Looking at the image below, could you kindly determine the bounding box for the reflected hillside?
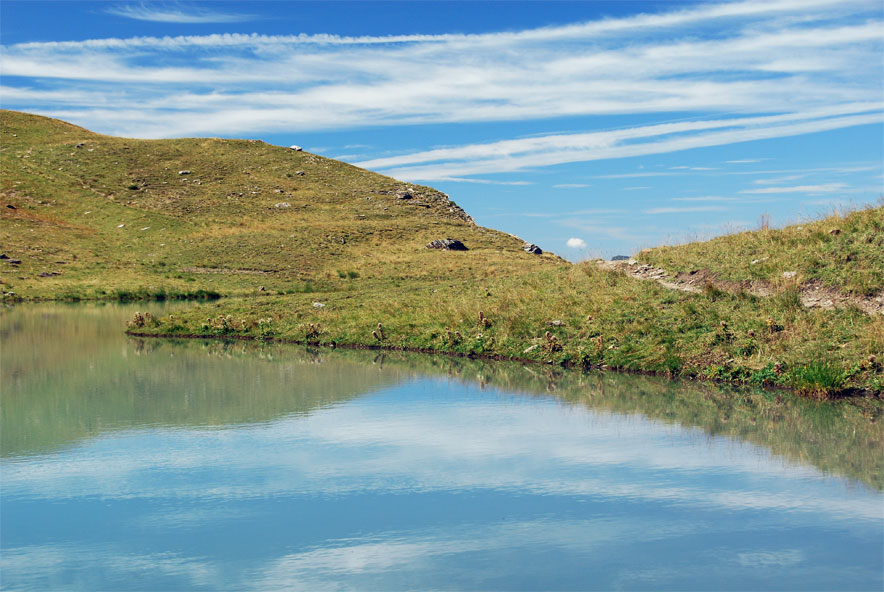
[2,304,882,490]
[1,305,410,457]
[342,350,884,490]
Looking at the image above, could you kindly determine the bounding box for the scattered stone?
[178,170,191,175]
[9,259,21,265]
[6,204,16,209]
[140,227,150,231]
[627,259,638,266]
[295,171,305,176]
[117,224,125,228]
[258,286,266,291]
[523,344,539,354]
[0,254,8,259]
[289,145,303,151]
[396,191,413,200]
[829,228,841,235]
[782,271,797,279]
[611,255,630,261]
[523,243,543,255]
[38,271,60,277]
[75,142,84,148]
[547,320,564,327]
[274,202,291,209]
[313,301,326,308]
[426,238,468,251]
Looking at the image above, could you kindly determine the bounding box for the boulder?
[274,202,291,209]
[289,145,303,151]
[523,243,543,255]
[178,170,191,175]
[426,239,468,251]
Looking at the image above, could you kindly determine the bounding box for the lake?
[2,303,882,591]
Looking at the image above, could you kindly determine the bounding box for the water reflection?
[1,304,882,591]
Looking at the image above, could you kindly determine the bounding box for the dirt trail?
[598,259,884,317]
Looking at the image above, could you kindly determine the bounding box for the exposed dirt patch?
[598,260,884,316]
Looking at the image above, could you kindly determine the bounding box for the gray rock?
[523,243,542,255]
[274,202,291,209]
[313,301,326,308]
[0,254,8,259]
[289,145,303,151]
[295,171,305,176]
[178,170,191,175]
[426,238,468,251]
[396,192,413,200]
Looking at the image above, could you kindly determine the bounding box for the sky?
[1,1,882,258]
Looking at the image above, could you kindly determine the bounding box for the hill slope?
[2,111,882,398]
[1,110,557,300]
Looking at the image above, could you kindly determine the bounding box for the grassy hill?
[2,110,882,398]
[0,110,557,301]
[639,206,884,298]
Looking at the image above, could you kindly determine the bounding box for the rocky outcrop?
[426,238,468,251]
[523,243,542,254]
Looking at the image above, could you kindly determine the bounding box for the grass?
[2,109,882,398]
[639,205,884,296]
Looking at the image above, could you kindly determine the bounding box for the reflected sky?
[2,304,882,591]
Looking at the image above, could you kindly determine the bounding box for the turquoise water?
[2,304,882,590]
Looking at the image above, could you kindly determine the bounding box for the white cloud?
[566,237,587,248]
[373,109,881,181]
[740,183,848,194]
[553,183,591,188]
[644,206,728,214]
[105,4,257,24]
[671,196,739,202]
[0,0,879,147]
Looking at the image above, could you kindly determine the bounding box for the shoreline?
[125,329,880,401]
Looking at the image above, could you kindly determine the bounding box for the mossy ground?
[3,110,881,397]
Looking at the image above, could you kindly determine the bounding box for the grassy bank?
[3,110,882,398]
[127,260,884,397]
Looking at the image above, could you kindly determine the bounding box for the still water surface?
[2,304,882,590]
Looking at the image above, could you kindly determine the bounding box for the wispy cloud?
[726,159,765,163]
[740,183,848,194]
[553,184,591,188]
[1,0,879,149]
[369,107,881,181]
[644,206,728,214]
[105,4,257,24]
[671,196,739,202]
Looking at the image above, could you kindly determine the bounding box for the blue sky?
[1,1,882,258]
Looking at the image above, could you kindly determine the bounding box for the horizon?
[1,0,882,258]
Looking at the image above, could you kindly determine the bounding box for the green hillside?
[2,111,882,398]
[0,109,557,300]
